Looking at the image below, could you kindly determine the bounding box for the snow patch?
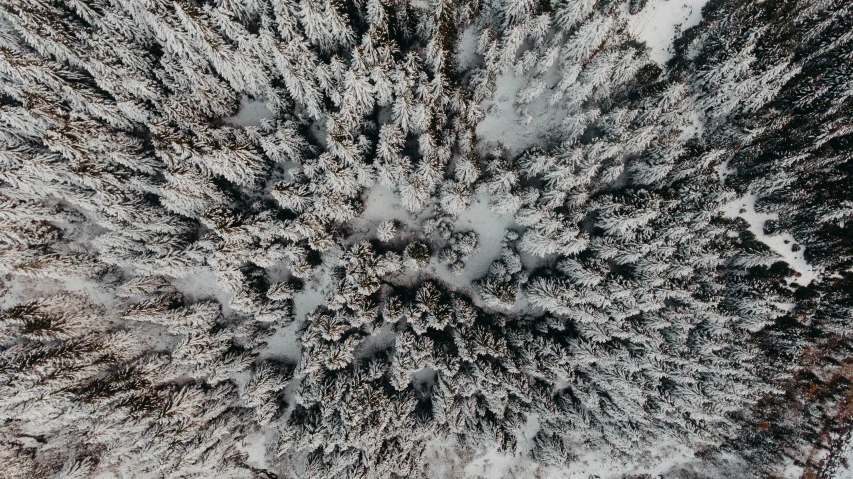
[456,26,481,70]
[260,320,304,362]
[427,191,516,289]
[682,109,704,139]
[722,194,818,285]
[293,282,329,323]
[239,427,275,471]
[355,323,397,358]
[458,440,696,478]
[515,414,541,454]
[259,278,329,361]
[452,192,517,280]
[169,267,237,315]
[228,98,274,127]
[0,275,119,310]
[830,431,853,478]
[477,71,568,154]
[624,0,708,65]
[715,157,734,182]
[351,184,418,238]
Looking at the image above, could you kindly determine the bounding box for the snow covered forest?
[0,0,851,476]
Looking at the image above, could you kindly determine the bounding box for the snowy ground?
[456,26,481,70]
[830,431,853,478]
[227,98,274,127]
[623,0,708,65]
[170,267,237,314]
[721,193,819,286]
[476,71,568,154]
[421,438,699,479]
[349,184,420,240]
[427,191,516,287]
[257,264,330,362]
[0,274,119,310]
[349,184,525,310]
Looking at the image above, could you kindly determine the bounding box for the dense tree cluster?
[0,0,850,477]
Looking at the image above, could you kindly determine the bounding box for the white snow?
[682,109,704,139]
[259,276,329,361]
[831,431,853,479]
[624,0,708,65]
[259,185,414,362]
[443,191,516,282]
[515,414,541,454]
[456,26,481,70]
[455,439,697,478]
[347,185,527,311]
[715,157,734,182]
[228,98,274,127]
[355,323,397,358]
[350,184,418,239]
[721,193,819,286]
[293,279,330,323]
[0,274,119,310]
[169,267,237,315]
[167,262,329,362]
[476,71,568,154]
[239,427,275,472]
[259,320,304,362]
[422,192,540,315]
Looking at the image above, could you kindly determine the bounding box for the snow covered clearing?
[227,98,275,127]
[456,26,481,70]
[355,323,397,358]
[477,71,568,154]
[0,274,118,310]
[429,191,516,285]
[258,320,304,361]
[682,109,704,139]
[446,440,697,479]
[259,273,329,361]
[830,431,853,479]
[350,184,419,239]
[170,267,238,314]
[624,0,709,65]
[293,283,329,323]
[722,193,818,285]
[240,428,275,472]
